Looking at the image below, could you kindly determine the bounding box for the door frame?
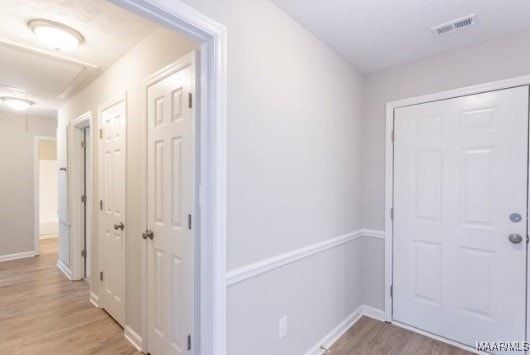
[33,135,58,255]
[69,111,94,281]
[109,1,227,354]
[385,76,530,342]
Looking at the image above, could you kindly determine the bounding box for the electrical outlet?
[279,316,288,339]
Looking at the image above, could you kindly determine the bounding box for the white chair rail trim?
[226,229,384,286]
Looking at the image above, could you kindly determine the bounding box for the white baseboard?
[56,259,72,280]
[39,234,58,240]
[89,292,100,308]
[40,221,58,235]
[362,305,385,321]
[124,326,143,352]
[0,251,36,262]
[305,305,384,355]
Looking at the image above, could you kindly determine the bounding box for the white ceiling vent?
[432,14,476,35]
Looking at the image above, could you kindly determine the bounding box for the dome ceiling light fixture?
[28,19,84,52]
[1,97,34,111]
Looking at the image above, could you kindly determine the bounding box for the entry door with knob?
[99,96,127,326]
[145,55,196,354]
[393,86,528,351]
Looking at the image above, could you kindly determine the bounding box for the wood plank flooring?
[0,239,475,355]
[0,238,138,355]
[331,316,473,355]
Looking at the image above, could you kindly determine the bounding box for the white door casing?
[146,54,196,354]
[393,86,528,350]
[99,96,127,326]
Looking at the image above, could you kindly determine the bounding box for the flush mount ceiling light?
[1,97,34,111]
[28,19,84,52]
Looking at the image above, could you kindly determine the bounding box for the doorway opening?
[0,0,227,353]
[69,112,93,282]
[34,136,58,255]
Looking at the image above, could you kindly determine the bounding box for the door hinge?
[100,271,104,281]
[527,235,529,243]
[81,140,87,149]
[81,195,87,203]
[188,93,193,108]
[187,334,191,351]
[188,214,192,230]
[390,208,394,220]
[390,285,393,298]
[81,250,87,258]
[99,129,103,139]
[99,200,103,210]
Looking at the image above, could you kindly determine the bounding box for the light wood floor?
[331,316,473,355]
[0,238,138,355]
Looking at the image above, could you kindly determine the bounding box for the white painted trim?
[56,259,72,280]
[69,112,93,282]
[89,292,100,308]
[361,229,385,239]
[33,136,57,256]
[109,1,228,353]
[385,74,530,335]
[0,251,36,262]
[40,234,58,240]
[305,305,385,355]
[362,305,385,321]
[226,230,384,286]
[305,306,364,355]
[124,326,143,352]
[40,222,58,235]
[392,322,483,354]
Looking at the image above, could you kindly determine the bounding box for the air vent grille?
[432,14,475,35]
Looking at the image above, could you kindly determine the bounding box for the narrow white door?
[99,98,126,326]
[146,58,195,354]
[393,86,528,350]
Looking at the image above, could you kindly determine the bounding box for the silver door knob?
[509,233,523,244]
[114,222,125,230]
[142,229,154,240]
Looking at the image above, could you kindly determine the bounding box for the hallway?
[0,239,138,354]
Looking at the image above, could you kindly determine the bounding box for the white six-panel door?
[146,57,195,354]
[99,97,127,326]
[393,86,529,350]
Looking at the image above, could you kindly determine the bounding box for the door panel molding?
[97,93,127,326]
[385,78,530,344]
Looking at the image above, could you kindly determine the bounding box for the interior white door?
[146,59,195,354]
[393,86,528,351]
[99,98,126,326]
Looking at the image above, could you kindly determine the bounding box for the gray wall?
[173,0,364,353]
[0,113,57,256]
[361,28,530,309]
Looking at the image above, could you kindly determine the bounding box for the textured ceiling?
[0,0,157,118]
[271,0,530,73]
